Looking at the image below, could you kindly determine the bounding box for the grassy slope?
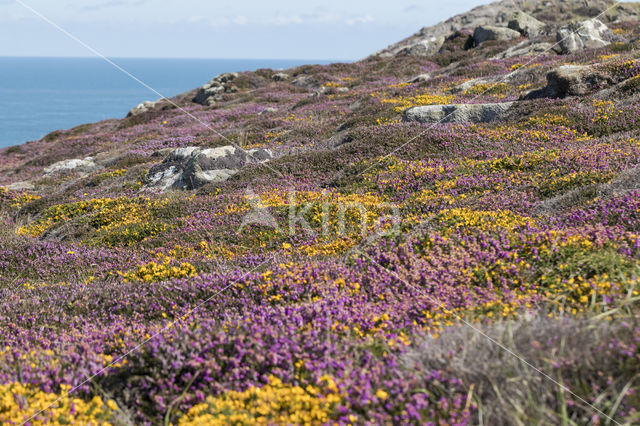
[1,12,640,426]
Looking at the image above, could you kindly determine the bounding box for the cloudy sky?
[0,0,492,59]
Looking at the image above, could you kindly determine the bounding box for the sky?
[0,0,492,60]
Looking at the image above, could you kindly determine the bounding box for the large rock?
[146,145,273,191]
[403,102,513,124]
[473,25,521,45]
[557,19,610,54]
[127,101,157,117]
[127,98,175,117]
[397,36,446,57]
[494,41,553,59]
[44,157,100,175]
[407,73,432,84]
[525,65,613,99]
[508,11,545,37]
[272,73,290,81]
[4,181,34,191]
[291,75,321,89]
[193,73,239,106]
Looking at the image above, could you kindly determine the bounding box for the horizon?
[0,55,346,61]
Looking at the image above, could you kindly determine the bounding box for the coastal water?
[0,57,331,148]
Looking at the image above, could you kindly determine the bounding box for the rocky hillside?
[376,0,640,57]
[1,0,640,424]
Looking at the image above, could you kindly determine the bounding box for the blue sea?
[0,57,331,148]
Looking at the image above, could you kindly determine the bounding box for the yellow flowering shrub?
[0,187,42,210]
[119,256,197,282]
[592,100,621,123]
[381,92,455,111]
[462,82,510,97]
[524,113,571,128]
[437,208,535,233]
[0,382,117,425]
[17,196,171,246]
[178,375,341,425]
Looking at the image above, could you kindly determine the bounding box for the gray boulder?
[126,98,174,117]
[508,11,545,37]
[397,36,446,57]
[44,157,101,175]
[403,102,513,124]
[525,65,613,99]
[291,75,320,89]
[474,26,521,45]
[146,145,273,191]
[557,19,610,54]
[272,73,290,81]
[127,101,157,117]
[494,41,553,59]
[193,73,239,106]
[4,181,34,191]
[408,73,432,84]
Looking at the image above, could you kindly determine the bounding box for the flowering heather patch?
[2,6,640,424]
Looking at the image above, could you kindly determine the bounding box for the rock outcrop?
[4,181,34,191]
[473,25,521,45]
[403,102,513,124]
[127,101,157,117]
[193,73,239,106]
[525,65,613,99]
[43,157,101,176]
[493,40,553,58]
[557,19,610,54]
[291,75,321,89]
[126,99,174,117]
[372,0,638,59]
[408,73,432,84]
[146,146,273,191]
[272,73,290,81]
[507,11,545,37]
[397,36,446,57]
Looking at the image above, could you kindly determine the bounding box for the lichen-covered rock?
[397,36,446,57]
[43,157,100,175]
[291,75,321,89]
[525,65,613,99]
[146,145,273,191]
[403,102,513,124]
[473,25,521,45]
[557,19,610,54]
[494,41,553,59]
[507,11,545,37]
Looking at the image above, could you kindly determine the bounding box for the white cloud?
[345,14,374,26]
[273,15,304,26]
[232,15,248,25]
